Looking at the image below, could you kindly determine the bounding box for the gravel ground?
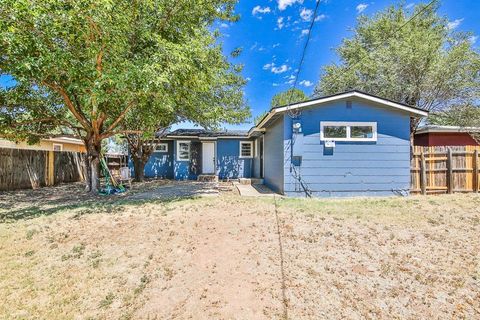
[0,185,479,319]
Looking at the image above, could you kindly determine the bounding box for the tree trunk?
[85,136,102,193]
[132,157,146,182]
[127,137,154,182]
[84,154,92,192]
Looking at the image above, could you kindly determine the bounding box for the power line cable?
[285,0,321,118]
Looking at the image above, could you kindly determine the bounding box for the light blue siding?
[264,116,285,193]
[283,99,411,197]
[216,139,252,179]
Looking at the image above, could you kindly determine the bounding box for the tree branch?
[42,81,92,130]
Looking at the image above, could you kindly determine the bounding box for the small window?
[53,143,63,151]
[320,122,377,142]
[155,143,168,152]
[176,141,190,161]
[240,141,253,158]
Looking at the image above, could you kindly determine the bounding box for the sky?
[1,0,479,131]
[202,0,480,131]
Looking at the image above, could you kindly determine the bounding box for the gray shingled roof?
[163,129,248,138]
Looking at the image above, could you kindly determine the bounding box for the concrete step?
[238,178,264,185]
[197,174,219,182]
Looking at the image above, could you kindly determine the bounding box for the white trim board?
[252,91,428,135]
[176,140,191,161]
[239,141,253,158]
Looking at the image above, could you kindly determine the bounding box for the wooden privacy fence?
[0,148,86,191]
[411,146,480,194]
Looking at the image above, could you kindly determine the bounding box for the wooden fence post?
[474,150,479,193]
[447,148,453,194]
[420,150,427,195]
[47,150,55,186]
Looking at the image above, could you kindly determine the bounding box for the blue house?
[138,90,428,197]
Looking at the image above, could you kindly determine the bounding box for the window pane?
[351,126,373,138]
[324,126,347,138]
[178,143,190,159]
[241,143,252,157]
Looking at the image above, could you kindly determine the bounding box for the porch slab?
[233,182,278,197]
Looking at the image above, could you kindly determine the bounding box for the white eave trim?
[249,91,428,137]
[275,92,428,116]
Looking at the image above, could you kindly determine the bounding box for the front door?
[202,142,215,174]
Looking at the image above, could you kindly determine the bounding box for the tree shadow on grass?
[0,195,198,222]
[0,180,219,223]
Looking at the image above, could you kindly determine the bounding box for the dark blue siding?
[129,140,174,179]
[173,141,191,180]
[216,139,252,179]
[264,116,285,193]
[283,99,411,197]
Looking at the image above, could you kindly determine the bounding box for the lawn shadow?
[0,180,220,222]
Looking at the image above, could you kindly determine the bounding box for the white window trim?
[239,141,253,158]
[320,121,377,142]
[176,140,191,161]
[52,143,63,151]
[155,143,168,152]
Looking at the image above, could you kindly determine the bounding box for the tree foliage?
[0,0,249,190]
[315,1,480,130]
[429,104,480,142]
[253,88,308,125]
[270,88,308,108]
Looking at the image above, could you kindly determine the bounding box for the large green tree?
[0,0,249,192]
[315,1,480,140]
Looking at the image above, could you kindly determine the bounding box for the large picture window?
[320,122,377,142]
[239,141,253,158]
[176,141,191,161]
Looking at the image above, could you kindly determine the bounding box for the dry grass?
[0,185,479,319]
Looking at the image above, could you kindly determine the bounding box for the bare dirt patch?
[0,190,479,319]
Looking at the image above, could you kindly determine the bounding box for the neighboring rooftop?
[416,125,480,134]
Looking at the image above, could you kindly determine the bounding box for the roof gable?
[251,90,428,134]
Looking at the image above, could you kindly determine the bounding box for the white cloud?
[272,83,280,87]
[406,3,415,9]
[301,29,310,37]
[273,43,280,48]
[219,23,229,28]
[300,8,313,21]
[469,35,478,45]
[277,17,285,29]
[278,0,303,11]
[252,6,271,16]
[447,18,464,30]
[263,63,274,70]
[299,80,313,87]
[356,3,368,13]
[264,62,290,74]
[271,64,289,74]
[315,14,327,22]
[246,77,252,82]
